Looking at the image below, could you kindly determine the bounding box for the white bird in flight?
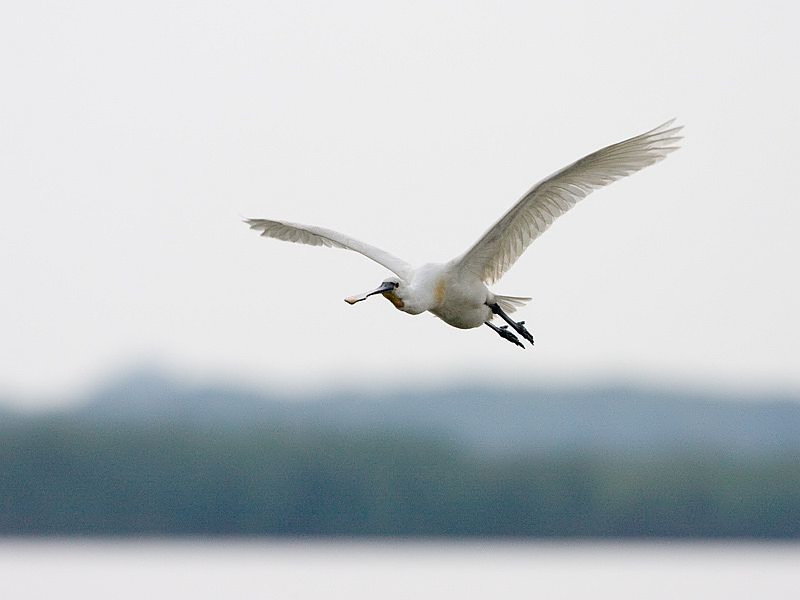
[246,120,682,348]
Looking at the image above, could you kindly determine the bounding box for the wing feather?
[456,120,682,284]
[245,218,412,279]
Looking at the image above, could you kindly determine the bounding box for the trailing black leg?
[485,321,524,348]
[489,303,534,345]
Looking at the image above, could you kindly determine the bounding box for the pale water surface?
[0,540,797,599]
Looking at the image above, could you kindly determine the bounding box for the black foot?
[486,322,524,348]
[489,303,534,346]
[498,326,524,348]
[515,321,535,345]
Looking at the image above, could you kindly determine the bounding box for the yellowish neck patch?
[382,290,405,309]
[434,279,446,306]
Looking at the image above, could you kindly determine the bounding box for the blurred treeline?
[0,371,798,537]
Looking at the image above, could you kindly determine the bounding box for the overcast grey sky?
[1,1,798,404]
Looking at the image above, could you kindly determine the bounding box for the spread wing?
[245,218,412,279]
[455,120,682,284]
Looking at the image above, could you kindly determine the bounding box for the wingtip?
[244,218,266,230]
[643,119,684,154]
[651,118,683,136]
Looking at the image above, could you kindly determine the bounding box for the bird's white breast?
[412,263,492,330]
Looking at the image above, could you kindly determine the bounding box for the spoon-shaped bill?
[344,281,397,305]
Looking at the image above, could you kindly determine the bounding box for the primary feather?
[245,218,412,279]
[456,120,682,284]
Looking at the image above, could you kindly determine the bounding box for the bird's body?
[247,120,682,347]
[399,262,489,328]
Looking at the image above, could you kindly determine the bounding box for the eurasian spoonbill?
[246,120,681,348]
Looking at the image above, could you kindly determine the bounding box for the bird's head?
[344,277,406,310]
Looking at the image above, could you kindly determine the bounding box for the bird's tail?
[494,294,532,314]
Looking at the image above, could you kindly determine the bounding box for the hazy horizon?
[3,361,800,414]
[3,368,798,538]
